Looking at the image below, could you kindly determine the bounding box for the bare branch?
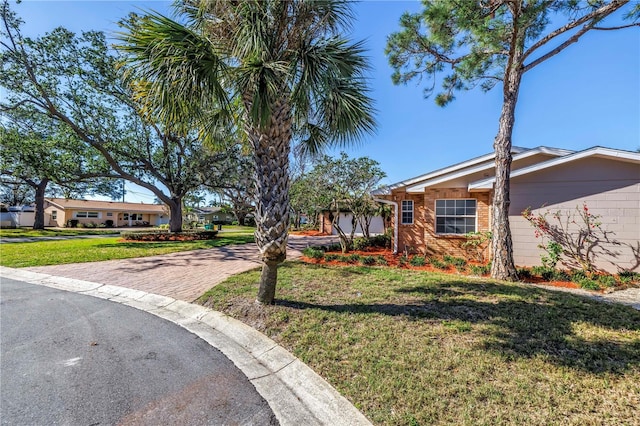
[593,22,640,30]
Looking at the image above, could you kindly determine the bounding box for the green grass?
[218,225,255,234]
[198,263,640,426]
[0,228,120,237]
[0,233,254,267]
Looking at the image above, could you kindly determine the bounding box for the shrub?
[398,254,408,266]
[597,275,617,288]
[104,219,114,227]
[121,230,218,241]
[540,268,556,281]
[409,255,426,266]
[302,247,325,259]
[530,265,547,276]
[361,255,376,265]
[470,264,490,276]
[523,203,607,272]
[579,278,601,291]
[618,270,640,283]
[346,253,361,264]
[429,258,448,270]
[326,243,342,252]
[375,255,388,266]
[618,275,632,285]
[67,219,79,228]
[570,270,588,283]
[455,264,467,273]
[449,257,467,268]
[540,241,562,269]
[552,270,571,282]
[231,220,239,226]
[369,232,392,249]
[517,267,532,279]
[352,237,370,251]
[324,253,340,261]
[461,231,492,263]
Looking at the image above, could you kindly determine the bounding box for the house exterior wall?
[509,157,640,272]
[319,211,332,235]
[424,189,491,259]
[382,189,491,258]
[44,203,66,227]
[318,211,385,236]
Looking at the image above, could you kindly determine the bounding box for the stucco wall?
[510,157,640,272]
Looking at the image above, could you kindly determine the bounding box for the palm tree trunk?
[248,99,292,305]
[490,65,522,281]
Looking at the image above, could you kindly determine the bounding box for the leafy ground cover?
[0,228,120,237]
[0,233,254,267]
[198,262,640,426]
[301,247,639,293]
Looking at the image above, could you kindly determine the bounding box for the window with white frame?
[106,212,113,217]
[435,199,476,234]
[76,211,99,218]
[401,200,414,224]
[52,210,57,220]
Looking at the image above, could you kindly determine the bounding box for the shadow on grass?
[277,279,640,375]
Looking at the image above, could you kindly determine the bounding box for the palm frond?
[116,10,230,133]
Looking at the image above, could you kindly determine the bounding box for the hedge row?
[121,230,218,241]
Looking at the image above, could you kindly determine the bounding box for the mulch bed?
[301,248,591,292]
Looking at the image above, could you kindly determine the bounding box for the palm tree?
[118,0,375,304]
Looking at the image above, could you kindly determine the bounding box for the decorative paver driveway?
[25,235,337,302]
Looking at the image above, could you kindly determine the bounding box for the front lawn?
[0,228,120,237]
[0,233,255,267]
[198,263,640,426]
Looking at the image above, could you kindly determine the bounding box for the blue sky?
[12,1,640,203]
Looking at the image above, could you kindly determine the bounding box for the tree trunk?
[167,197,183,233]
[490,65,523,281]
[234,209,249,226]
[248,99,292,305]
[32,179,49,230]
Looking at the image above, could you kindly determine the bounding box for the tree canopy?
[117,0,377,304]
[0,1,239,232]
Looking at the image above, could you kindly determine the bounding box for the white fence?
[0,211,35,228]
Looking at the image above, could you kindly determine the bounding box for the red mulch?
[301,248,587,291]
[290,230,329,236]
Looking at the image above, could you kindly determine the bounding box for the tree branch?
[521,0,628,67]
[593,22,640,30]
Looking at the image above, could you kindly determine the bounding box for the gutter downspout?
[374,198,398,254]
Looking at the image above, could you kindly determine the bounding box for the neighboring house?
[373,146,640,273]
[44,198,170,227]
[0,205,36,228]
[319,209,385,236]
[192,206,236,224]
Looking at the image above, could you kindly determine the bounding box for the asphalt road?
[0,278,278,425]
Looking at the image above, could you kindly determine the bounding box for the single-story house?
[319,209,386,236]
[191,206,236,224]
[373,146,640,273]
[44,198,170,227]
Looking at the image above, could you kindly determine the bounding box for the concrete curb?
[0,266,372,426]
